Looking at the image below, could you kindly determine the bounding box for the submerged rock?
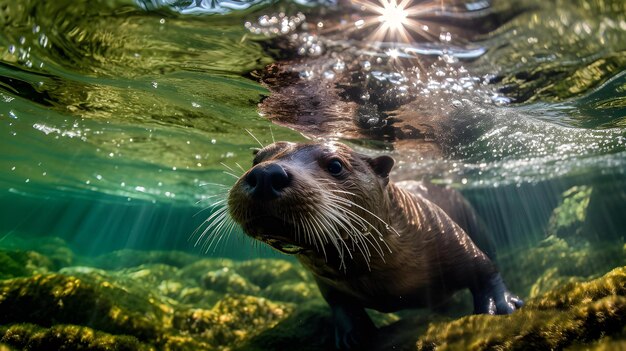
[90,249,200,270]
[0,250,53,279]
[1,234,625,350]
[235,259,308,288]
[0,324,150,351]
[177,258,236,283]
[0,274,170,342]
[174,294,293,349]
[414,266,626,351]
[547,185,592,241]
[498,235,626,298]
[203,267,261,295]
[0,236,74,269]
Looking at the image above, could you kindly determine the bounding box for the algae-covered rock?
[0,274,171,342]
[91,250,200,270]
[262,280,321,303]
[235,259,308,288]
[547,185,592,240]
[177,258,236,283]
[118,264,180,286]
[0,250,53,279]
[235,301,334,351]
[203,267,261,295]
[497,236,626,298]
[0,236,74,269]
[176,286,224,310]
[174,294,293,349]
[0,324,151,351]
[414,266,626,351]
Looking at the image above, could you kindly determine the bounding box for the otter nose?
[244,163,290,200]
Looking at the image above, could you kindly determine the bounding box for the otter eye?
[327,159,343,175]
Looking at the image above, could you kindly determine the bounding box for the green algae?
[0,274,170,342]
[90,250,201,270]
[547,185,593,240]
[1,229,625,351]
[497,235,626,299]
[414,266,626,351]
[174,294,292,349]
[0,250,53,279]
[0,324,150,351]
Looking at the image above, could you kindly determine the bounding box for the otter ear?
[367,155,395,179]
[252,148,261,155]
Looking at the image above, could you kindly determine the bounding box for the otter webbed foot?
[472,273,523,315]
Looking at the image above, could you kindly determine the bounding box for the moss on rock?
[547,186,592,240]
[177,258,236,283]
[0,250,53,279]
[0,324,150,351]
[235,259,308,288]
[174,294,293,349]
[0,274,171,342]
[414,267,626,351]
[498,236,626,298]
[202,267,261,295]
[261,280,321,303]
[0,236,74,269]
[90,250,200,270]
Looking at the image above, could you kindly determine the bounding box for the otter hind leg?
[471,273,524,315]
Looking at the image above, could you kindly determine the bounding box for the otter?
[227,140,522,349]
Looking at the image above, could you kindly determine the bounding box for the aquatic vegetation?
[0,232,623,350]
[415,266,626,351]
[0,324,150,351]
[547,185,592,240]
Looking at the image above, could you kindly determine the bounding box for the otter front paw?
[331,304,377,350]
[472,273,524,315]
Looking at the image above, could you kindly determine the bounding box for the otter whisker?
[203,208,237,253]
[193,204,230,246]
[304,216,328,262]
[208,211,236,253]
[324,200,379,261]
[245,128,265,148]
[314,213,351,268]
[235,162,246,173]
[317,207,353,260]
[327,191,400,237]
[193,197,227,217]
[325,194,392,257]
[223,171,240,180]
[318,205,372,270]
[311,216,343,266]
[220,162,238,173]
[199,182,231,188]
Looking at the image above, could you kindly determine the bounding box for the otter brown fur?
[228,140,522,349]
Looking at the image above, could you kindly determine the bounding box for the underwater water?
[0,0,625,350]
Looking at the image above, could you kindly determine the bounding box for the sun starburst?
[352,0,441,44]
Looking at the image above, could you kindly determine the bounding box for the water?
[0,0,625,350]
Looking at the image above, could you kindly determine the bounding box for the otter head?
[228,141,395,263]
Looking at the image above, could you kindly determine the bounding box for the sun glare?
[351,0,441,44]
[379,0,408,30]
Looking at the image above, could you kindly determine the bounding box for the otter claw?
[473,273,523,315]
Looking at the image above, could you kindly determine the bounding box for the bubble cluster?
[245,12,305,36]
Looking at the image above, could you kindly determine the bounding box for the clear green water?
[2,0,623,254]
[0,0,625,349]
